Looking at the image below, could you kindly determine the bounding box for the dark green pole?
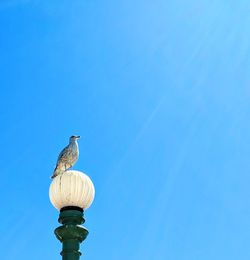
[55,207,89,260]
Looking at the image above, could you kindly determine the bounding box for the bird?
[51,135,80,179]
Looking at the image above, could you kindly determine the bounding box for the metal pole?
[55,207,89,260]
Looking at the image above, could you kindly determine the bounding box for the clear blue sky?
[0,1,250,259]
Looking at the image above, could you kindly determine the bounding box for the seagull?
[51,135,80,179]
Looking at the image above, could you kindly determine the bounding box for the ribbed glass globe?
[49,170,95,210]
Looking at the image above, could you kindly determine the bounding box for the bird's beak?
[76,136,80,139]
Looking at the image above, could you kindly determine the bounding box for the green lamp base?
[55,207,89,260]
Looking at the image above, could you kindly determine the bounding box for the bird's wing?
[56,145,71,163]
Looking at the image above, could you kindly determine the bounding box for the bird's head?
[70,135,80,142]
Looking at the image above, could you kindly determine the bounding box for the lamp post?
[49,170,95,260]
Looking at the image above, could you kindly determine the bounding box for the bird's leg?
[60,174,62,188]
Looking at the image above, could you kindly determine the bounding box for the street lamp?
[49,170,95,260]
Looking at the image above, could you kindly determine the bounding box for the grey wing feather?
[57,145,70,163]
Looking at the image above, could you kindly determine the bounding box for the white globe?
[49,170,95,210]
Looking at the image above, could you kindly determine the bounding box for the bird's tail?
[50,173,57,179]
[51,165,60,179]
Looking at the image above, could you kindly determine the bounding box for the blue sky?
[1,0,250,259]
